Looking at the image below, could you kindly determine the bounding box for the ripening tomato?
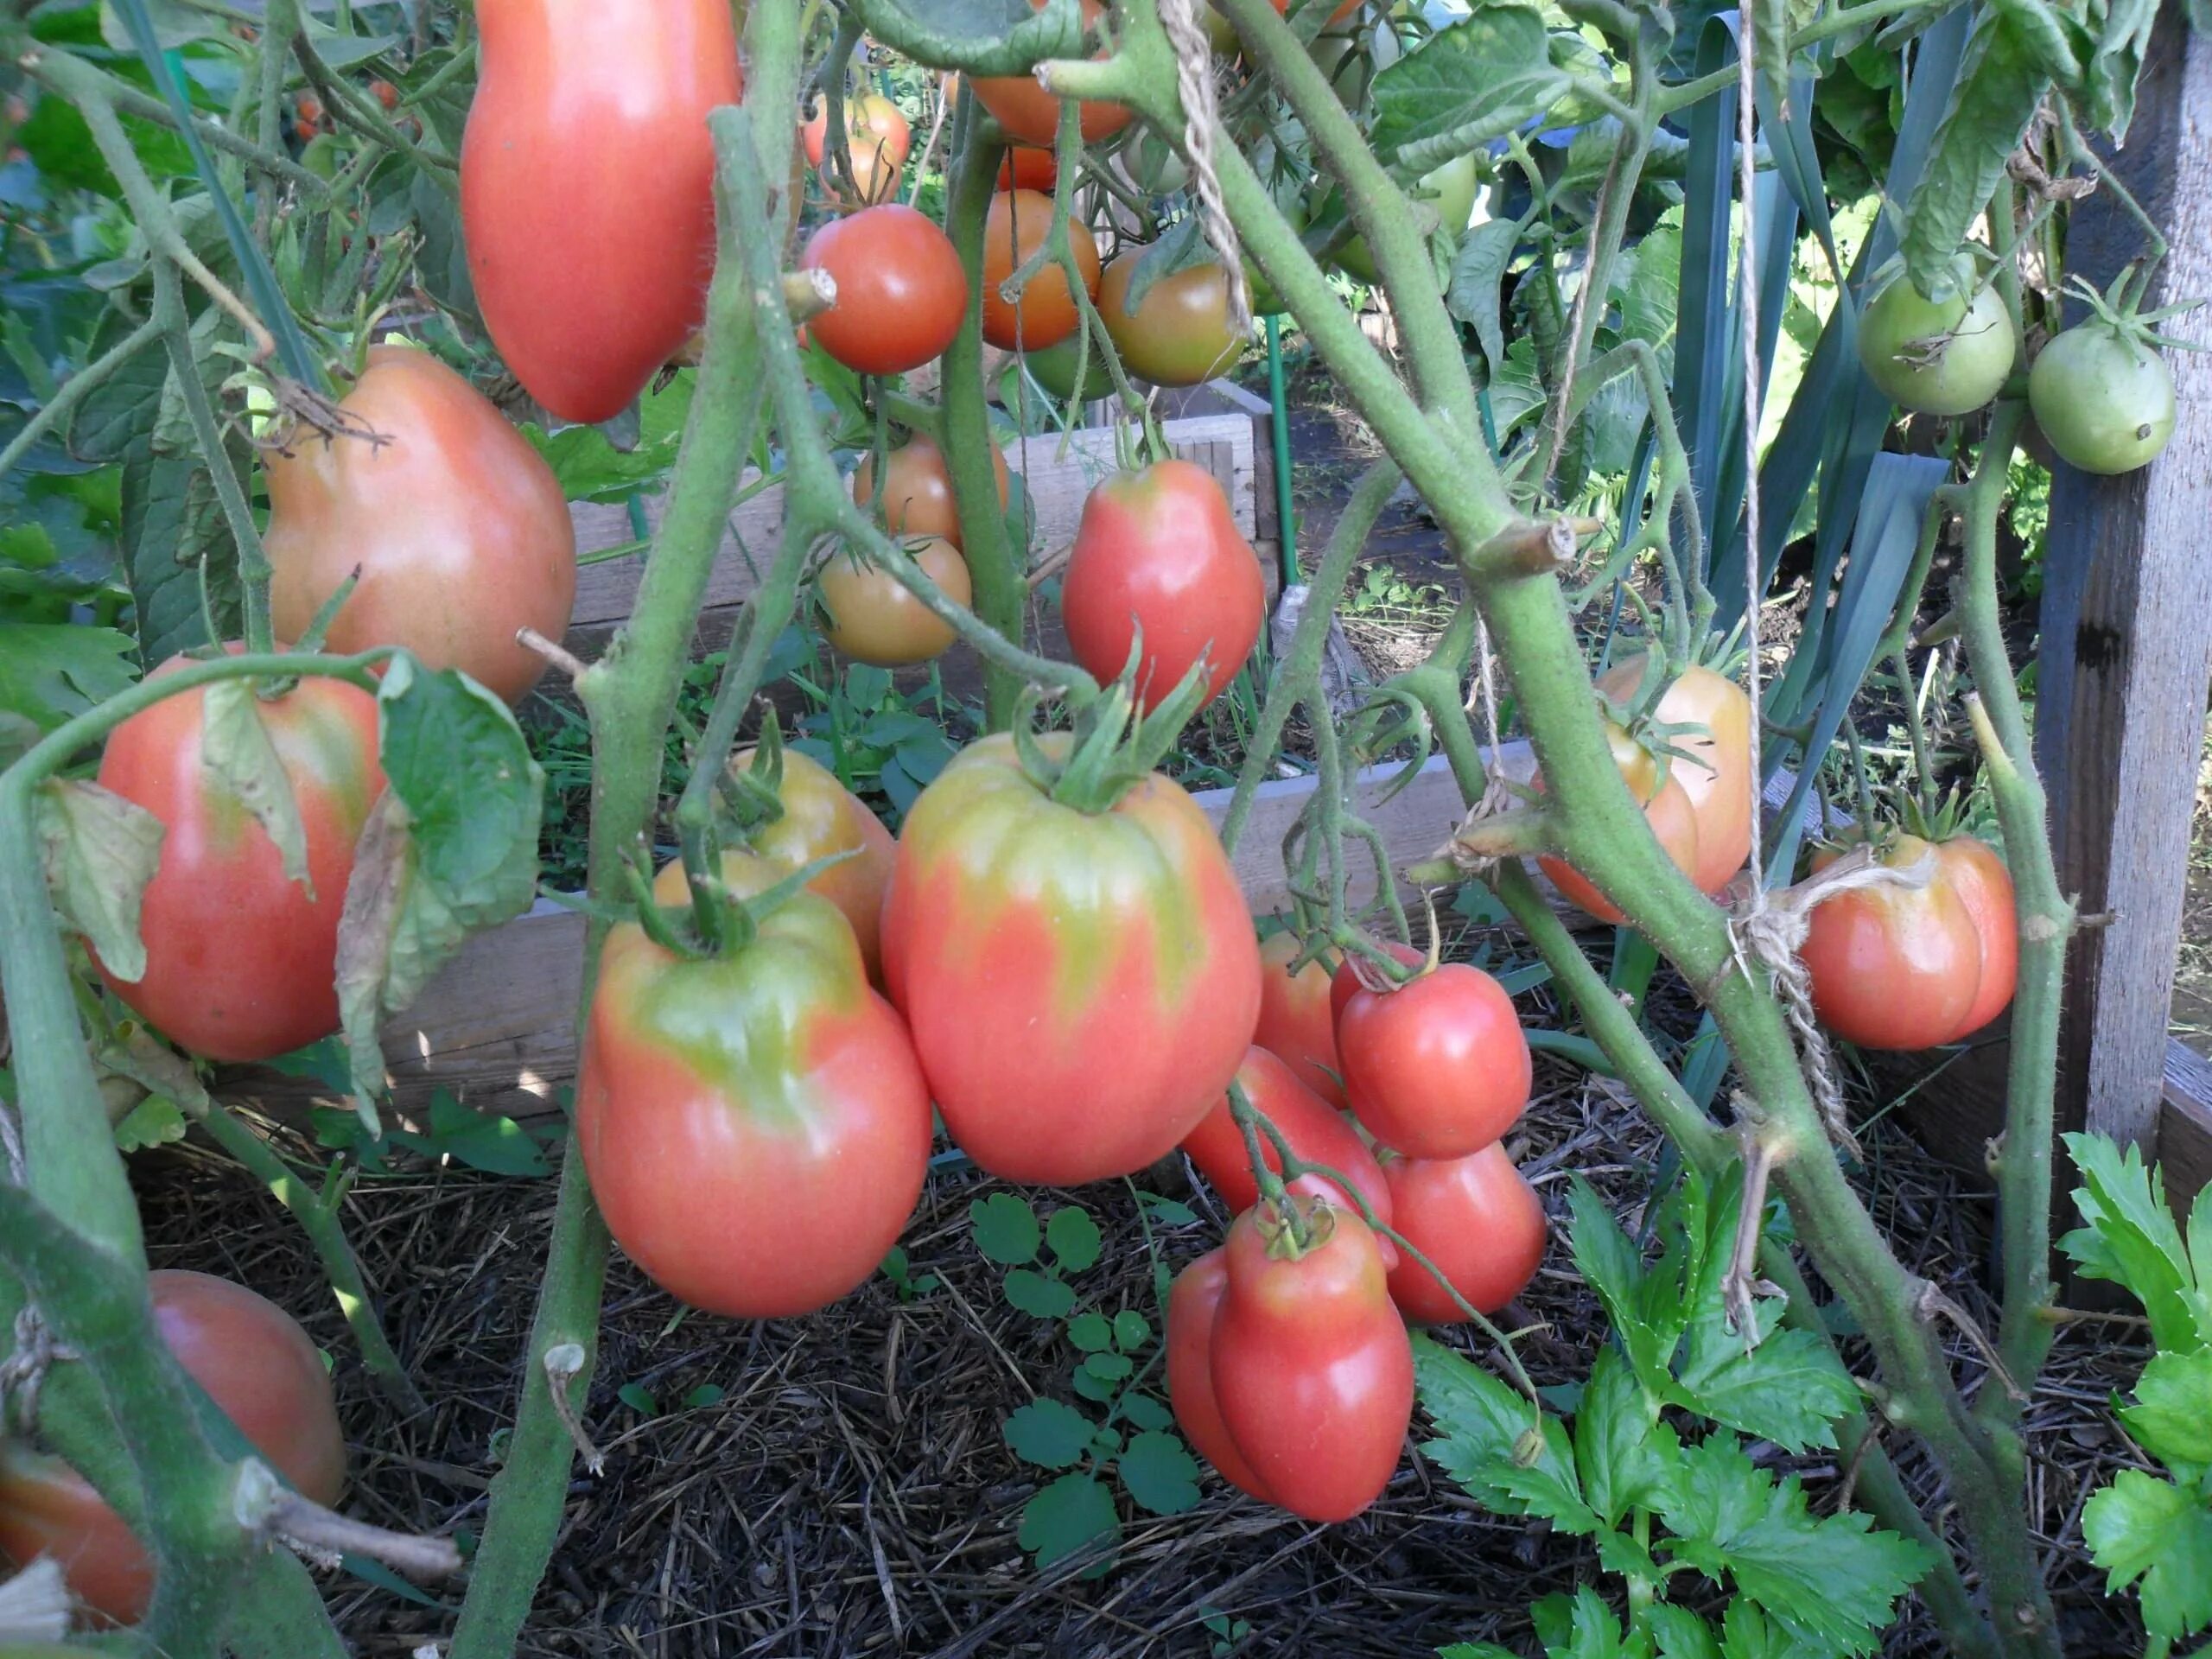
[802,205,969,376]
[1182,1047,1393,1224]
[1799,834,1984,1051]
[1936,835,2017,1037]
[651,747,894,983]
[1166,1249,1274,1503]
[1328,151,1479,285]
[265,345,576,704]
[818,537,969,667]
[1206,1198,1414,1521]
[369,78,400,111]
[997,146,1057,191]
[1061,460,1265,712]
[851,435,1012,550]
[1382,1144,1545,1325]
[1536,721,1702,925]
[0,1270,346,1624]
[882,734,1261,1184]
[804,92,912,205]
[972,0,1131,145]
[1338,963,1531,1158]
[1857,265,2015,416]
[1255,931,1343,1103]
[982,188,1101,351]
[1596,658,1751,893]
[1097,251,1246,387]
[578,891,931,1318]
[94,655,385,1063]
[1330,939,1426,1023]
[461,0,741,424]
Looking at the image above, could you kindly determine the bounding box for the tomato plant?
[1381,1143,1546,1324]
[577,890,932,1319]
[817,538,970,666]
[1181,1046,1393,1224]
[1338,963,1531,1158]
[801,204,969,375]
[981,188,1101,351]
[2029,322,2177,474]
[461,0,742,424]
[1254,931,1343,1104]
[1096,251,1246,387]
[851,435,1012,548]
[265,345,577,704]
[1061,459,1265,712]
[881,734,1259,1184]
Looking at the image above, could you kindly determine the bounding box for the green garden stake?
[1266,312,1297,588]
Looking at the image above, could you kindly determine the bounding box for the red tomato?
[804,92,912,205]
[1207,1198,1413,1521]
[369,79,400,111]
[0,1270,346,1624]
[461,0,741,424]
[1536,721,1702,925]
[971,0,1131,146]
[1382,1144,1546,1325]
[265,344,576,704]
[1338,963,1531,1158]
[1096,251,1246,387]
[1800,834,1985,1051]
[818,537,970,667]
[1061,459,1264,712]
[93,655,385,1063]
[881,734,1261,1184]
[981,188,1101,351]
[1937,836,2017,1037]
[1330,939,1426,1023]
[651,746,894,984]
[1166,1248,1273,1503]
[1597,657,1753,893]
[1255,931,1343,1103]
[997,146,1058,190]
[294,92,325,136]
[851,435,1012,550]
[801,205,969,376]
[578,891,932,1318]
[1182,1047,1393,1224]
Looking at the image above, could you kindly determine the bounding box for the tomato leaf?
[389,1090,553,1179]
[2118,1348,2212,1472]
[34,777,163,982]
[1017,1471,1117,1570]
[1046,1205,1102,1274]
[111,1094,187,1153]
[970,1192,1041,1265]
[1369,9,1569,175]
[1116,1429,1200,1516]
[2082,1468,2212,1643]
[1120,215,1207,317]
[200,678,312,893]
[1898,7,2049,302]
[1002,1267,1077,1319]
[1002,1398,1095,1470]
[1446,217,1522,380]
[0,622,137,755]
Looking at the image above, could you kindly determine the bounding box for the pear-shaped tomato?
[982,188,1101,351]
[578,892,932,1318]
[651,747,894,983]
[93,654,385,1063]
[1338,963,1530,1158]
[1596,657,1752,894]
[265,345,576,704]
[1382,1143,1546,1324]
[971,0,1131,145]
[461,0,741,424]
[1166,1249,1273,1503]
[817,537,970,667]
[1536,721,1702,924]
[1182,1047,1392,1224]
[1255,931,1343,1103]
[1097,251,1246,387]
[881,734,1261,1185]
[1799,834,1982,1052]
[851,435,1012,550]
[0,1270,346,1624]
[1061,460,1264,712]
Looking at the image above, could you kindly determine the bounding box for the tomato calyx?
[1253,1191,1338,1260]
[1010,641,1214,815]
[1340,933,1433,995]
[633,833,857,963]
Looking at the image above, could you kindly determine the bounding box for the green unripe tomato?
[1129,127,1189,195]
[1327,151,1479,285]
[1857,268,2016,416]
[1020,334,1090,402]
[2027,323,2177,474]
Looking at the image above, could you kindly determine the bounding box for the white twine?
[1735,8,1768,914]
[1156,0,1253,334]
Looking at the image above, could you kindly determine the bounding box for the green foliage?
[308,1082,562,1179]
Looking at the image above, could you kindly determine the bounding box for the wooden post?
[2034,2,2212,1156]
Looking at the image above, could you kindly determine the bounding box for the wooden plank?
[2163,1042,2212,1206]
[2032,5,2212,1154]
[566,410,1259,632]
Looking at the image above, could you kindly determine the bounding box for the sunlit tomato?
[577,891,931,1318]
[265,344,576,704]
[1330,939,1425,1023]
[1182,1047,1393,1224]
[1255,931,1343,1103]
[651,746,894,983]
[804,92,912,206]
[1596,657,1751,893]
[0,1270,346,1624]
[817,537,969,667]
[2029,323,2177,474]
[1536,721,1702,925]
[1382,1144,1545,1325]
[982,188,1101,351]
[1936,836,2017,1038]
[1062,459,1265,712]
[1858,266,2015,416]
[851,435,1012,550]
[801,205,969,375]
[997,146,1058,190]
[1166,1249,1273,1503]
[1338,963,1531,1158]
[1207,1198,1413,1521]
[1096,250,1247,387]
[461,0,741,424]
[1799,834,1983,1051]
[93,654,385,1063]
[882,734,1261,1184]
[972,0,1131,146]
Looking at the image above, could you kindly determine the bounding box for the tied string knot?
[0,1307,77,1435]
[1156,0,1253,336]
